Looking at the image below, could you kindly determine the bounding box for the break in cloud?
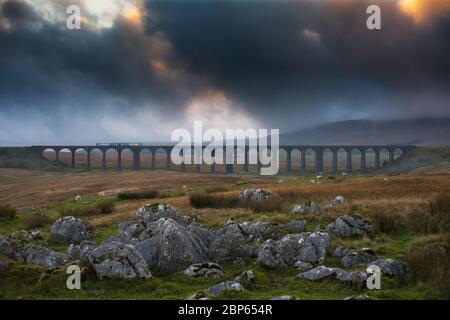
[0,0,449,145]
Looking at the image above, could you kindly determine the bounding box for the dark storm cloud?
[145,0,450,128]
[0,0,449,145]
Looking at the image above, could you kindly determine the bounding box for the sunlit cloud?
[185,90,258,131]
[398,0,450,23]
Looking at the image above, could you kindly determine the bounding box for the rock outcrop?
[135,218,212,273]
[291,201,323,215]
[183,262,224,277]
[257,231,331,268]
[136,204,189,226]
[14,244,67,268]
[88,241,152,279]
[325,215,373,237]
[51,216,89,244]
[238,189,276,201]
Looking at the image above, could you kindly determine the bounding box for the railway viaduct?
[30,145,416,174]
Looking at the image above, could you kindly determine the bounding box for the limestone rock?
[333,246,349,258]
[286,220,306,233]
[239,221,278,241]
[51,216,89,244]
[183,262,224,277]
[208,222,246,261]
[291,201,323,215]
[136,204,189,226]
[298,266,336,281]
[257,231,331,268]
[67,240,96,262]
[325,215,373,238]
[88,241,151,279]
[205,280,244,297]
[15,244,67,269]
[135,218,211,273]
[238,189,276,201]
[370,259,408,277]
[341,248,378,268]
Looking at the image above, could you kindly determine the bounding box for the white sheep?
[75,195,81,203]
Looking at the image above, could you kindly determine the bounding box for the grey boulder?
[370,259,408,277]
[341,248,378,268]
[15,244,67,269]
[135,218,212,273]
[325,215,373,238]
[205,280,244,297]
[136,204,189,226]
[291,201,323,215]
[208,222,246,261]
[67,240,96,262]
[333,246,349,258]
[238,221,278,241]
[238,189,276,201]
[257,231,331,268]
[298,266,336,281]
[183,262,224,277]
[51,216,89,244]
[286,220,306,233]
[88,241,152,279]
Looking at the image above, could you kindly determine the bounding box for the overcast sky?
[0,0,449,145]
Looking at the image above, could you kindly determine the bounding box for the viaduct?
[30,145,416,174]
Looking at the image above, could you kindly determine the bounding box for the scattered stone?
[135,218,212,273]
[183,262,224,277]
[257,231,331,268]
[238,189,276,201]
[234,270,255,284]
[330,196,346,208]
[333,246,349,258]
[88,241,151,279]
[271,295,294,300]
[370,259,408,277]
[294,260,313,271]
[286,220,306,233]
[341,248,378,268]
[334,268,367,288]
[9,230,42,241]
[298,266,336,281]
[14,244,66,269]
[325,215,373,238]
[136,204,189,226]
[291,201,323,215]
[205,280,244,297]
[67,240,96,262]
[186,291,209,300]
[51,216,89,244]
[239,221,278,241]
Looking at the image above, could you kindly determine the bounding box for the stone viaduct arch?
[32,144,416,174]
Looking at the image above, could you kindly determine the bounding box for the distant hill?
[0,147,62,170]
[281,118,450,146]
[385,147,450,174]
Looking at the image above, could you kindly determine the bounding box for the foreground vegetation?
[0,170,449,299]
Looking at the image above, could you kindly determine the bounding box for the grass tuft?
[0,205,16,221]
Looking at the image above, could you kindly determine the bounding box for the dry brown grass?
[407,234,450,297]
